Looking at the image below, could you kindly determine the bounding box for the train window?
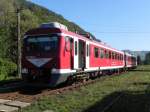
[26,35,58,53]
[94,47,99,58]
[65,36,71,51]
[112,53,114,59]
[100,48,104,58]
[109,51,111,59]
[87,44,89,56]
[117,54,119,60]
[65,36,73,48]
[119,54,121,60]
[105,50,109,59]
[65,36,69,42]
[70,38,73,50]
[104,50,106,58]
[121,54,122,60]
[106,50,108,59]
[114,52,115,59]
[115,53,117,60]
[112,52,115,59]
[75,41,77,55]
[116,54,118,60]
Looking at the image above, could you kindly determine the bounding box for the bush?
[0,59,17,80]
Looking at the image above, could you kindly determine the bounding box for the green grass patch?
[0,59,17,81]
[23,65,150,112]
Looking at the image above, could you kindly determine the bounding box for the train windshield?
[25,35,58,53]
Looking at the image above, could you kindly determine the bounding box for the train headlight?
[22,68,28,74]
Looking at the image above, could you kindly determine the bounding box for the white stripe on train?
[51,66,125,74]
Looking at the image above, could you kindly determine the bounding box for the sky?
[31,0,150,51]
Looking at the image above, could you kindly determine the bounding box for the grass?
[23,65,150,112]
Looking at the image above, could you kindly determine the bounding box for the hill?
[0,0,87,61]
[0,0,90,80]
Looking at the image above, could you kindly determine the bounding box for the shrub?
[0,59,17,80]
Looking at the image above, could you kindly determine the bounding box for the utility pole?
[17,8,21,78]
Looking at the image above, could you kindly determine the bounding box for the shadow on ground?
[83,82,150,112]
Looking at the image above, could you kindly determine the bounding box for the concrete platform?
[0,99,11,104]
[5,101,30,108]
[0,104,18,112]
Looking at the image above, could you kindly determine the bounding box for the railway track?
[0,72,126,112]
[0,79,25,93]
[0,79,22,86]
[0,74,115,103]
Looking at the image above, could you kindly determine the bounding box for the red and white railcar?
[125,52,137,68]
[21,22,136,87]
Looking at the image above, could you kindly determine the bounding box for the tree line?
[137,52,150,65]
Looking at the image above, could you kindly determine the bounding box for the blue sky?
[31,0,150,51]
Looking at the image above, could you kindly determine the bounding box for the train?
[21,22,137,87]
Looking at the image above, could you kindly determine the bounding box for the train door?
[74,38,78,69]
[70,38,74,69]
[78,39,86,69]
[124,54,127,67]
[86,42,90,69]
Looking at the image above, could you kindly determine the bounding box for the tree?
[137,55,142,65]
[144,52,150,65]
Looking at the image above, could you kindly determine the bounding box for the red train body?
[21,22,137,87]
